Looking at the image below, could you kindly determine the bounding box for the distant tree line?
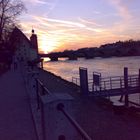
[47,39,140,59]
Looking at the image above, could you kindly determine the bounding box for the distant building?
[9,27,39,62]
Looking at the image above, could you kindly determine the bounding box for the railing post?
[76,78,77,85]
[120,77,122,89]
[40,83,46,140]
[36,79,40,110]
[129,76,131,86]
[41,84,45,95]
[41,101,46,140]
[93,72,101,92]
[104,81,106,90]
[41,59,44,69]
[124,67,129,107]
[139,69,140,88]
[110,77,112,89]
[72,77,73,83]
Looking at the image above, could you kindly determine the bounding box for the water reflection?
[43,56,140,81]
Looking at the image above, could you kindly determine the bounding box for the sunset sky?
[20,0,140,53]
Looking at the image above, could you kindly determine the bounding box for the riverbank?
[1,67,140,140]
[38,68,81,97]
[37,68,140,140]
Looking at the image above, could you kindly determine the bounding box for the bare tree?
[0,0,26,41]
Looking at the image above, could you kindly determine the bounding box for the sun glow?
[39,36,60,53]
[22,13,137,54]
[21,0,140,54]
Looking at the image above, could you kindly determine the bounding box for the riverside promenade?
[2,66,140,140]
[0,69,37,140]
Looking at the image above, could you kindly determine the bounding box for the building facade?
[10,27,38,62]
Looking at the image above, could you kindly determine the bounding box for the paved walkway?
[0,69,37,140]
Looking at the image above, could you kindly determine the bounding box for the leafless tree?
[0,0,26,41]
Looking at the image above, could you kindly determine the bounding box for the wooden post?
[124,67,129,106]
[79,67,89,95]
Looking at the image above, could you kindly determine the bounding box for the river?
[43,56,140,104]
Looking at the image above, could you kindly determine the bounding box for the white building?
[10,27,39,62]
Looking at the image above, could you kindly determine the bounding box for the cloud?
[19,0,140,53]
[104,0,137,38]
[21,4,139,53]
[21,15,107,52]
[92,10,101,14]
[108,0,132,20]
[78,17,102,27]
[23,0,59,15]
[23,0,52,5]
[44,18,86,28]
[32,16,104,33]
[34,0,47,4]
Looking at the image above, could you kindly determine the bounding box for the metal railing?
[35,78,51,140]
[35,79,51,110]
[72,77,80,85]
[36,78,93,140]
[22,67,50,140]
[72,71,140,91]
[92,74,140,92]
[72,77,93,91]
[57,103,93,140]
[128,101,140,107]
[72,75,139,92]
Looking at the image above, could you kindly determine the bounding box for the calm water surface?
[43,56,140,81]
[43,56,140,103]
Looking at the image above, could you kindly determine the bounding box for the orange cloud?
[20,11,137,53]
